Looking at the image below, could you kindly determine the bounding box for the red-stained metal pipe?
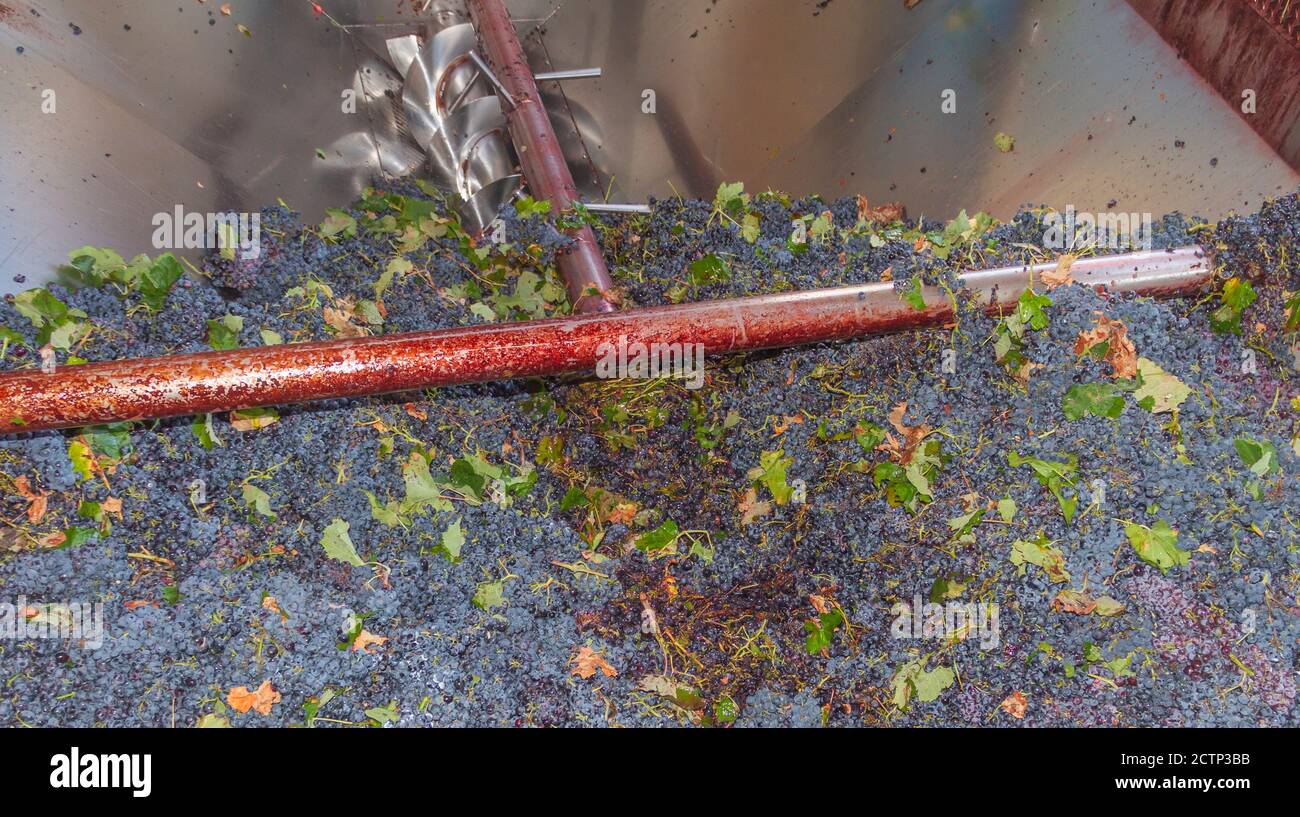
[0,248,1211,433]
[467,0,618,313]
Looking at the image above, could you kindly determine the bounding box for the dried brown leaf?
[1051,589,1097,615]
[879,402,932,464]
[572,646,617,680]
[351,630,389,653]
[607,502,637,525]
[1073,313,1137,379]
[323,306,367,338]
[1041,253,1076,289]
[13,476,48,524]
[227,680,281,715]
[738,487,772,525]
[856,195,906,223]
[1001,691,1027,719]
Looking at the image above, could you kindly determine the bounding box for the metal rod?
[467,0,618,313]
[534,67,602,81]
[446,67,483,114]
[0,247,1211,434]
[582,202,652,214]
[465,50,517,109]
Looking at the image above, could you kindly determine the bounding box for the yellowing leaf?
[1124,519,1190,571]
[1051,589,1124,616]
[1133,358,1190,414]
[1010,538,1071,584]
[67,438,97,482]
[196,713,231,728]
[230,408,280,431]
[1093,596,1126,616]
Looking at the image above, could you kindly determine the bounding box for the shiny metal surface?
[1,0,1296,296]
[534,66,600,80]
[384,33,422,75]
[401,23,486,149]
[0,0,434,294]
[522,0,1298,213]
[393,20,518,211]
[962,245,1211,301]
[458,172,522,233]
[583,202,651,213]
[460,123,515,196]
[427,94,504,182]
